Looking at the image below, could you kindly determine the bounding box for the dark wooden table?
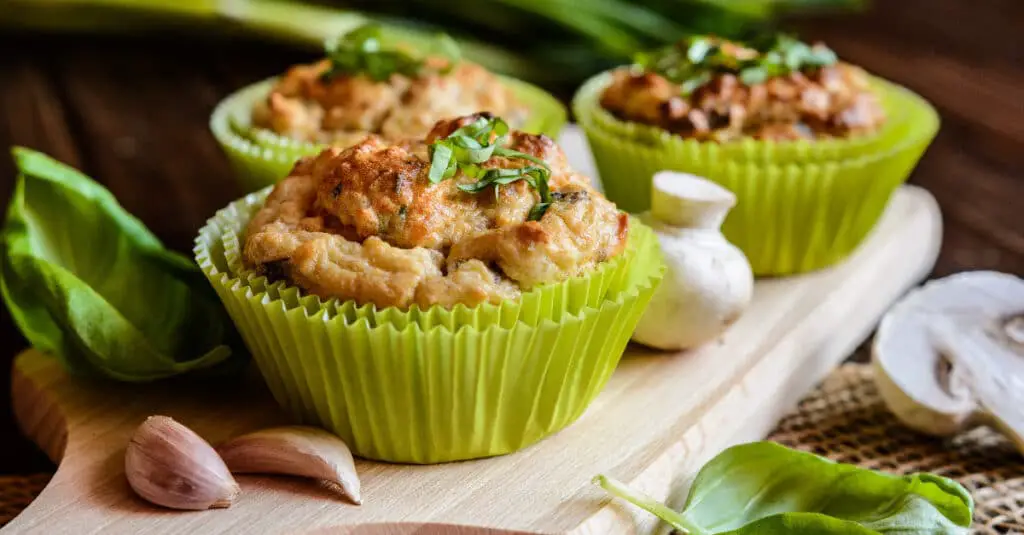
[1,1,1022,476]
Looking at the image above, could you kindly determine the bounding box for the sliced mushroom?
[872,271,1024,454]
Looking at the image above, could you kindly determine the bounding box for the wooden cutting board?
[3,179,942,535]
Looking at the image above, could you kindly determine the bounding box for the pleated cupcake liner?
[572,70,916,168]
[210,76,568,194]
[577,76,938,210]
[585,105,937,274]
[584,118,938,275]
[194,195,664,463]
[201,187,651,330]
[572,71,939,275]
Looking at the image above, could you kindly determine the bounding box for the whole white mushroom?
[631,171,753,351]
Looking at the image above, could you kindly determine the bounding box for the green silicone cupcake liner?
[573,70,914,167]
[201,186,650,330]
[194,200,663,463]
[578,85,939,275]
[211,75,568,194]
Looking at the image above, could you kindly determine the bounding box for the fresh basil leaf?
[535,166,551,202]
[0,148,245,382]
[687,37,715,63]
[681,72,711,95]
[449,116,491,141]
[739,66,768,85]
[493,117,510,137]
[323,23,460,82]
[457,180,491,194]
[527,202,551,221]
[783,41,812,71]
[465,144,498,164]
[595,441,973,535]
[451,136,484,150]
[428,143,455,183]
[492,147,547,167]
[806,46,839,67]
[640,33,839,97]
[680,441,972,533]
[427,114,553,209]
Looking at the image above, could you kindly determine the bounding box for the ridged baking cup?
[211,76,568,194]
[573,72,939,275]
[194,193,663,463]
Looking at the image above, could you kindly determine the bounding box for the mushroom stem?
[930,316,1024,452]
[1005,314,1024,345]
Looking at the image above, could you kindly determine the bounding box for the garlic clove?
[217,426,362,505]
[125,415,240,510]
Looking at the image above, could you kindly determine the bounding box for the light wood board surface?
[4,185,941,534]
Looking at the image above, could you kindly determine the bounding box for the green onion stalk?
[0,0,866,88]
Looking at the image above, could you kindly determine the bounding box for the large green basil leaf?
[1,147,245,381]
[596,441,973,535]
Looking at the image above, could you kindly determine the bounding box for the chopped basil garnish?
[636,33,839,96]
[323,24,460,82]
[427,116,553,220]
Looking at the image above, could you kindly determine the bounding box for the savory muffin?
[251,25,527,147]
[243,113,629,310]
[599,35,886,142]
[572,32,938,275]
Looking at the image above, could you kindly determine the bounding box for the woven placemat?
[1,364,1021,531]
[0,473,50,526]
[768,364,1024,533]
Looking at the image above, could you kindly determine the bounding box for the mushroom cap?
[872,271,1024,446]
[650,171,735,230]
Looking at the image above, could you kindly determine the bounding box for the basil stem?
[593,475,704,535]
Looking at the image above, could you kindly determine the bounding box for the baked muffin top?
[243,114,629,310]
[600,35,886,142]
[252,25,527,146]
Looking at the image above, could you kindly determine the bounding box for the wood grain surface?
[0,0,1021,479]
[3,187,940,534]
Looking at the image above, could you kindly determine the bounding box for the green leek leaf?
[0,147,245,382]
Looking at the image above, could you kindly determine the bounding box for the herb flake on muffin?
[321,23,460,82]
[600,34,886,142]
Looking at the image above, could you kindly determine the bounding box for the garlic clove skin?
[217,426,362,505]
[125,415,240,510]
[632,172,754,351]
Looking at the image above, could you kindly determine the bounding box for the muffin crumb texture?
[253,59,527,146]
[243,115,629,310]
[600,38,886,142]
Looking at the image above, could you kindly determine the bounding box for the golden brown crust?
[252,60,527,145]
[599,62,886,142]
[243,116,628,309]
